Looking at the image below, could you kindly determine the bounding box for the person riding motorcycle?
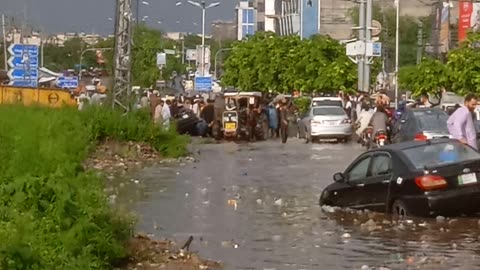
[354,103,374,139]
[368,104,389,145]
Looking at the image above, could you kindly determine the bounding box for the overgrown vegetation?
[0,105,188,269]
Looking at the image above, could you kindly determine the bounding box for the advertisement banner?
[459,1,473,42]
[440,4,449,52]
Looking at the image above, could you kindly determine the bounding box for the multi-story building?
[236,0,257,40]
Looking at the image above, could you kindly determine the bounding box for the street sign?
[371,20,382,36]
[8,44,39,56]
[346,40,365,56]
[7,43,39,88]
[186,49,197,61]
[8,69,38,79]
[366,42,382,57]
[8,55,39,69]
[156,52,166,67]
[164,49,176,55]
[195,76,213,92]
[56,76,79,89]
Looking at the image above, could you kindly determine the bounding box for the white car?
[300,106,352,143]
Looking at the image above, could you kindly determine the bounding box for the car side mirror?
[333,172,345,182]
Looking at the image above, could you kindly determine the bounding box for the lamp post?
[187,0,221,76]
[394,0,399,109]
[300,0,304,40]
[214,48,232,80]
[79,47,113,81]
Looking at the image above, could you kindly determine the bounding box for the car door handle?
[382,180,390,184]
[356,183,365,187]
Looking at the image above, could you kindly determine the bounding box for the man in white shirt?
[162,100,172,129]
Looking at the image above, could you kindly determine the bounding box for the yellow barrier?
[0,86,77,108]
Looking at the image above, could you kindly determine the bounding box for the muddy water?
[111,139,480,270]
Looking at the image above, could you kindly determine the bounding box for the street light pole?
[79,47,113,81]
[394,0,400,109]
[202,6,206,76]
[214,48,232,79]
[300,0,304,40]
[2,14,7,71]
[188,1,221,77]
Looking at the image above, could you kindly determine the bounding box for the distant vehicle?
[320,139,480,217]
[311,97,343,108]
[392,108,451,143]
[298,106,352,143]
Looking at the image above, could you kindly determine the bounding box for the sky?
[1,0,237,35]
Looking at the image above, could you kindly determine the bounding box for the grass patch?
[0,105,188,269]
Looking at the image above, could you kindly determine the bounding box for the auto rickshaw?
[220,91,269,141]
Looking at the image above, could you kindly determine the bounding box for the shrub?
[0,105,188,269]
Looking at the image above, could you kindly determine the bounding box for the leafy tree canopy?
[222,32,357,93]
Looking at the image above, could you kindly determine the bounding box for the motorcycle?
[360,126,374,147]
[370,129,388,149]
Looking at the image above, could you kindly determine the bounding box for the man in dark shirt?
[279,100,289,144]
[200,99,215,136]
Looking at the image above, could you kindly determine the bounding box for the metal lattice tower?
[113,0,133,112]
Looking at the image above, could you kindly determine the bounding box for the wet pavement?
[111,139,480,270]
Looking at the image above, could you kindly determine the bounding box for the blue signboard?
[56,76,79,89]
[195,76,213,92]
[372,42,382,57]
[7,43,39,88]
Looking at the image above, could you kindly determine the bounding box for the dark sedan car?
[320,139,480,217]
[392,108,451,143]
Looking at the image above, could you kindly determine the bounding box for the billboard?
[302,0,320,38]
[458,2,480,42]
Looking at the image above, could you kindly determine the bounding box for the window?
[402,141,480,170]
[242,9,254,24]
[312,107,346,116]
[370,155,392,176]
[414,110,449,131]
[347,157,371,182]
[241,8,255,38]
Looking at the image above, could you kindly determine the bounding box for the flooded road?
[112,139,480,270]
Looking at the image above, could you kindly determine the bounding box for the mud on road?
[109,139,480,270]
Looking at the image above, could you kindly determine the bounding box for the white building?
[236,0,257,40]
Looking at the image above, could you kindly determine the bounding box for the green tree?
[398,57,449,100]
[446,32,480,95]
[131,24,185,87]
[222,32,357,93]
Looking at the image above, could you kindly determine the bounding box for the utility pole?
[2,14,7,71]
[364,0,372,92]
[394,0,400,108]
[417,21,423,64]
[300,0,304,40]
[113,0,133,113]
[433,1,442,59]
[358,0,365,92]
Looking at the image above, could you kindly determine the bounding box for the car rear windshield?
[402,141,480,170]
[312,100,342,107]
[414,110,448,131]
[312,107,345,116]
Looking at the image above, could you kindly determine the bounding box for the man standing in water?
[447,94,478,150]
[279,99,289,144]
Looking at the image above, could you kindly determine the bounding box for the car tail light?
[415,175,448,191]
[414,133,428,141]
[342,118,351,124]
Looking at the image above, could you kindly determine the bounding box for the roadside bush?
[0,105,188,269]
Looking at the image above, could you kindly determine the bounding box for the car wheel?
[391,200,410,219]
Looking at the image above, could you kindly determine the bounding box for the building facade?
[236,0,257,40]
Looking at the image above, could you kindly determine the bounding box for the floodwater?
[110,139,480,270]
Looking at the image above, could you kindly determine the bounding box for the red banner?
[459,1,473,41]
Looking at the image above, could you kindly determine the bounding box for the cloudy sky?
[1,0,237,34]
